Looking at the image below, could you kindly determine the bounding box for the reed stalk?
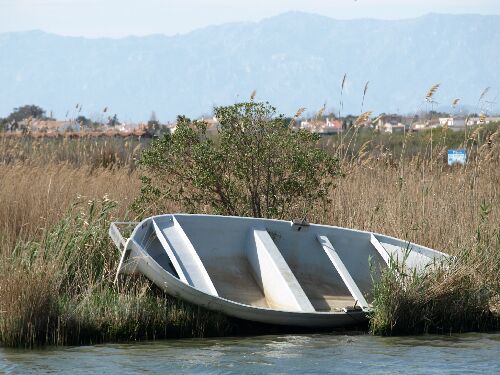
[0,123,498,346]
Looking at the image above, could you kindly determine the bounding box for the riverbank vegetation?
[0,104,498,347]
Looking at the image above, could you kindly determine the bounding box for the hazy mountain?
[0,12,499,121]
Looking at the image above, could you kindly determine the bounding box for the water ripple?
[1,332,498,374]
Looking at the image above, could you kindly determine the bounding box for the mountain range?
[0,12,499,121]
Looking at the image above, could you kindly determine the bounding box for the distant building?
[376,114,402,129]
[201,116,219,130]
[299,119,313,130]
[376,114,407,133]
[383,123,406,133]
[28,120,80,133]
[300,117,342,134]
[427,118,441,129]
[435,116,500,131]
[115,123,139,132]
[411,122,427,131]
[410,118,440,131]
[323,118,343,134]
[439,117,466,129]
[466,116,500,126]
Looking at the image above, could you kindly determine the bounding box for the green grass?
[369,203,499,335]
[0,136,146,170]
[0,198,232,348]
[320,122,500,161]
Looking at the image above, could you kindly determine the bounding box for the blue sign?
[448,149,466,166]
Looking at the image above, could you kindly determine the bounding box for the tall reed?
[0,197,232,347]
[0,136,145,170]
[0,125,498,345]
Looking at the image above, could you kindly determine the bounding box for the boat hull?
[111,214,447,328]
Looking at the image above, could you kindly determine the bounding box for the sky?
[1,0,499,37]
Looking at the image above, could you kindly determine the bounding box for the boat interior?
[125,214,440,313]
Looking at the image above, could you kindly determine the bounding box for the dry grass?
[0,136,145,170]
[0,126,498,345]
[0,262,62,347]
[318,126,499,335]
[0,194,232,347]
[0,139,239,347]
[0,163,140,250]
[313,154,499,254]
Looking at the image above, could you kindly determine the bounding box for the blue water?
[1,333,498,374]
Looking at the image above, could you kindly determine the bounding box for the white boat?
[109,214,446,328]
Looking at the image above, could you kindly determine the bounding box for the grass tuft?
[370,206,499,335]
[0,198,231,347]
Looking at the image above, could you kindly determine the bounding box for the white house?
[300,118,343,134]
[439,117,466,128]
[383,122,406,133]
[467,116,500,126]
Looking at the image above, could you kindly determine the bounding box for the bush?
[134,101,341,219]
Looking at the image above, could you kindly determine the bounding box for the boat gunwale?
[148,213,448,259]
